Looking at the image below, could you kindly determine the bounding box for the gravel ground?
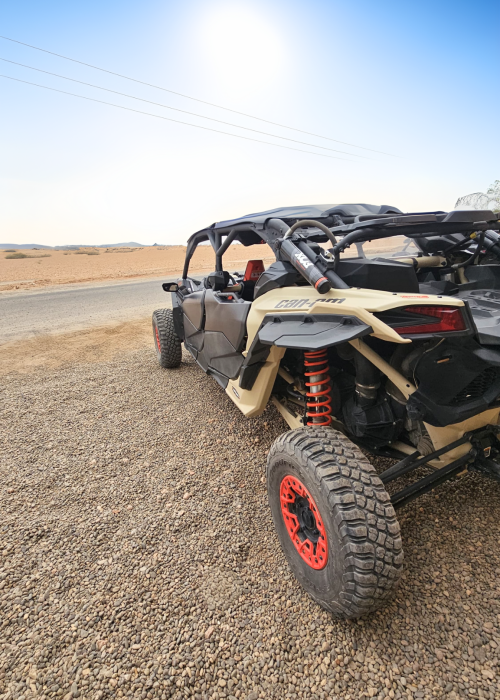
[1,347,500,700]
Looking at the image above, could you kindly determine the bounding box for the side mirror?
[162,282,179,293]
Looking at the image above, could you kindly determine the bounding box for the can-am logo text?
[275,298,345,309]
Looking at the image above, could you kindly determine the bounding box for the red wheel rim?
[154,324,161,352]
[280,475,328,570]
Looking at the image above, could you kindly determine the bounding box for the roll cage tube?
[215,229,238,271]
[330,211,500,257]
[333,222,500,257]
[284,219,338,248]
[182,227,257,279]
[182,234,205,279]
[203,220,342,292]
[268,218,349,291]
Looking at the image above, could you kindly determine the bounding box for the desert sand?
[0,318,151,375]
[0,237,413,292]
[0,244,275,292]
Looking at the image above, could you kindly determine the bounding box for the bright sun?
[198,3,286,94]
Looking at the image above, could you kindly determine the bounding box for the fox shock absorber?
[271,218,348,291]
[280,238,332,293]
[304,350,333,426]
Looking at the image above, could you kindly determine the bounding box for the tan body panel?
[223,283,500,464]
[223,282,500,463]
[226,278,500,468]
[226,346,285,418]
[225,284,462,418]
[243,285,464,347]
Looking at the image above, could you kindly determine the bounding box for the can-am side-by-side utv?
[152,203,500,618]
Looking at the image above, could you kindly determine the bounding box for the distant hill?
[97,242,145,248]
[0,243,53,250]
[0,242,147,250]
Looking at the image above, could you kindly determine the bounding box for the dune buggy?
[152,203,500,618]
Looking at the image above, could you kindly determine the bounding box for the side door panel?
[197,332,244,379]
[204,291,250,351]
[182,290,205,330]
[195,291,251,381]
[182,290,206,358]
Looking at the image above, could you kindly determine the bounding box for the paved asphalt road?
[0,276,182,342]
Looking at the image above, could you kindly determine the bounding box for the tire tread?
[152,308,182,368]
[267,427,403,618]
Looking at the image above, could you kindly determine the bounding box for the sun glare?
[198,3,286,94]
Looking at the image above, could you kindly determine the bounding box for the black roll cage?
[182,209,500,281]
[182,225,264,279]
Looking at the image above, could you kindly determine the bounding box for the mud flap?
[257,313,373,351]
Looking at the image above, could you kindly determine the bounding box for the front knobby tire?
[267,427,403,618]
[152,309,182,369]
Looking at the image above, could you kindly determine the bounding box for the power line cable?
[0,34,400,158]
[0,74,355,162]
[0,57,370,159]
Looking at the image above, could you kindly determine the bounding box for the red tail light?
[396,306,466,335]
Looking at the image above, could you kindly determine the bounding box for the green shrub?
[5,252,51,259]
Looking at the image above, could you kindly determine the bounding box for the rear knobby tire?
[152,309,182,369]
[267,427,403,618]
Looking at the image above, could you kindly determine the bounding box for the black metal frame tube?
[323,268,350,290]
[380,433,471,484]
[390,454,472,509]
[284,219,338,247]
[182,237,198,279]
[332,221,500,256]
[216,229,237,257]
[213,231,226,271]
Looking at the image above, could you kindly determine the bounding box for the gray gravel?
[1,347,500,700]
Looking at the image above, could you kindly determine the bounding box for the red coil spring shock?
[304,350,333,426]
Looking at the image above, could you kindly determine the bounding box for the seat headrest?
[244,260,265,282]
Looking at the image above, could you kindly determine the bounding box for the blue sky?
[1,0,499,245]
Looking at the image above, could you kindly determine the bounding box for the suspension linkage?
[379,433,472,484]
[382,426,500,508]
[390,452,474,509]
